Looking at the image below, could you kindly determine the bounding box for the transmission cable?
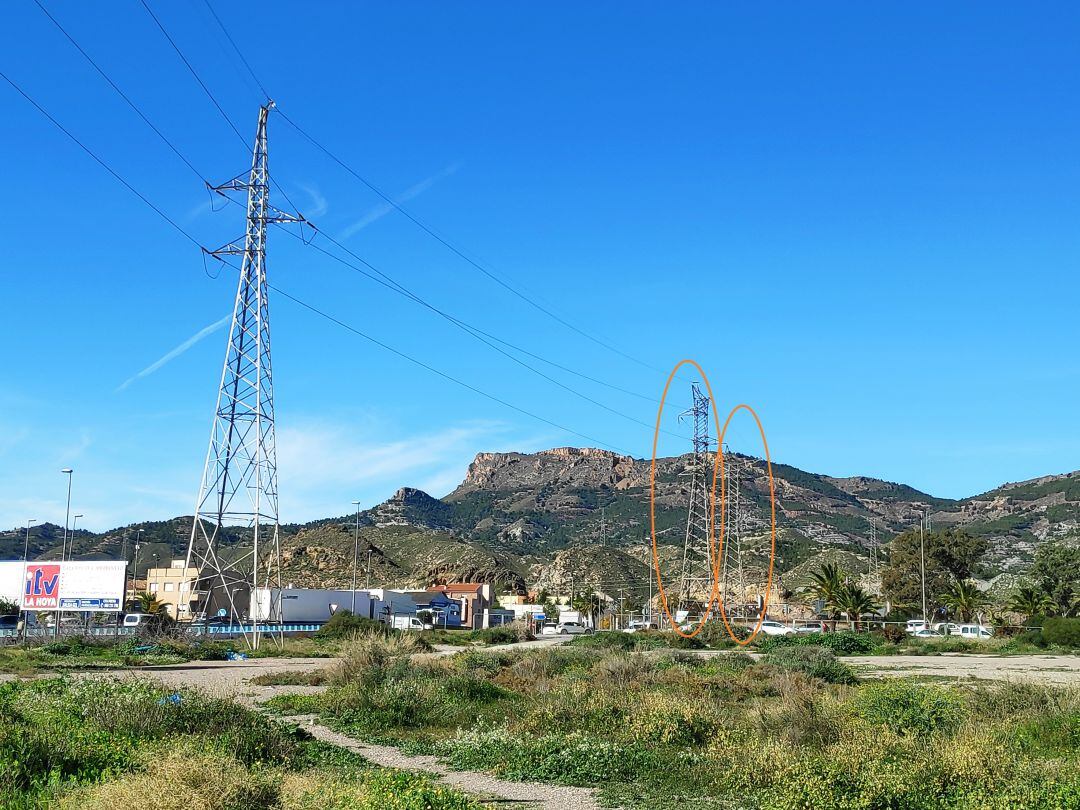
[268,285,630,454]
[33,3,671,436]
[137,0,248,151]
[194,2,653,371]
[0,66,635,456]
[276,108,656,370]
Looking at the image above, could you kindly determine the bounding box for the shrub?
[1040,617,1080,648]
[882,624,907,643]
[764,646,857,685]
[854,679,965,736]
[313,610,388,640]
[756,631,873,656]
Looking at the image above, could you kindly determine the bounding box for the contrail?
[340,162,460,239]
[117,314,231,391]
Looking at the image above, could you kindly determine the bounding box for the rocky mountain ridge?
[4,448,1078,597]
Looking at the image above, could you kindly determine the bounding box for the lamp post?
[69,514,83,561]
[60,469,73,558]
[19,520,36,640]
[55,469,73,636]
[351,500,361,613]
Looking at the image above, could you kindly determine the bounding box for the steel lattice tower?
[677,383,715,615]
[185,102,301,649]
[721,451,746,611]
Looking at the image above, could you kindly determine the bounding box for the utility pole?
[919,510,928,626]
[19,520,36,641]
[677,383,714,618]
[351,500,361,613]
[185,102,303,650]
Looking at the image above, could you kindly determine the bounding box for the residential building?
[145,560,199,619]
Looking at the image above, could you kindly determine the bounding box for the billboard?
[0,560,126,612]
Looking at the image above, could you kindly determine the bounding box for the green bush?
[853,679,965,736]
[314,610,388,640]
[757,631,874,656]
[764,646,857,685]
[1040,618,1080,648]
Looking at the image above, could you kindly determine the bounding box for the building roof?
[428,582,486,594]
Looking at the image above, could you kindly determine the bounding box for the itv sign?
[23,563,61,609]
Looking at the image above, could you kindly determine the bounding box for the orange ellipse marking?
[649,359,724,639]
[715,404,777,646]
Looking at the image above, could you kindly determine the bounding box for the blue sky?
[2,2,1079,531]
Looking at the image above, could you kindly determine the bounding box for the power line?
[268,285,631,454]
[278,227,681,438]
[0,68,202,251]
[137,0,248,150]
[32,3,673,439]
[188,7,656,372]
[0,63,637,457]
[34,0,208,184]
[275,108,658,371]
[198,0,270,100]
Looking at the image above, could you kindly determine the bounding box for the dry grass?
[327,631,428,686]
[60,744,278,810]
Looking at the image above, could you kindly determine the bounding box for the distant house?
[425,582,495,630]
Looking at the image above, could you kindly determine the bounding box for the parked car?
[913,628,944,638]
[0,615,18,630]
[541,621,589,636]
[958,624,994,640]
[624,620,659,634]
[795,622,825,634]
[932,622,963,636]
[905,619,929,635]
[558,621,590,635]
[756,620,795,637]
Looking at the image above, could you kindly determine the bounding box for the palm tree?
[1009,585,1054,623]
[806,563,844,631]
[136,591,166,615]
[834,583,879,631]
[943,579,988,623]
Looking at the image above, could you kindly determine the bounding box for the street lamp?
[69,515,84,561]
[351,500,361,613]
[60,469,73,559]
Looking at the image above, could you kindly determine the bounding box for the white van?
[905,619,929,635]
[958,624,993,640]
[122,613,154,628]
[391,615,432,632]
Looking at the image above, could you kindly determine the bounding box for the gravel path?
[288,712,600,810]
[38,647,602,810]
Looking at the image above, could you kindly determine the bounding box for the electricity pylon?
[185,102,302,649]
[867,518,882,594]
[677,383,714,616]
[721,451,746,611]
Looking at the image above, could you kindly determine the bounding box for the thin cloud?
[298,183,328,219]
[340,162,461,239]
[117,314,231,391]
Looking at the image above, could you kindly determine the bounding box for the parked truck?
[392,615,432,631]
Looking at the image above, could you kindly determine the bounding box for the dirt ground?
[6,643,1080,809]
[845,653,1080,685]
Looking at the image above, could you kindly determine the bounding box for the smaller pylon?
[677,383,714,617]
